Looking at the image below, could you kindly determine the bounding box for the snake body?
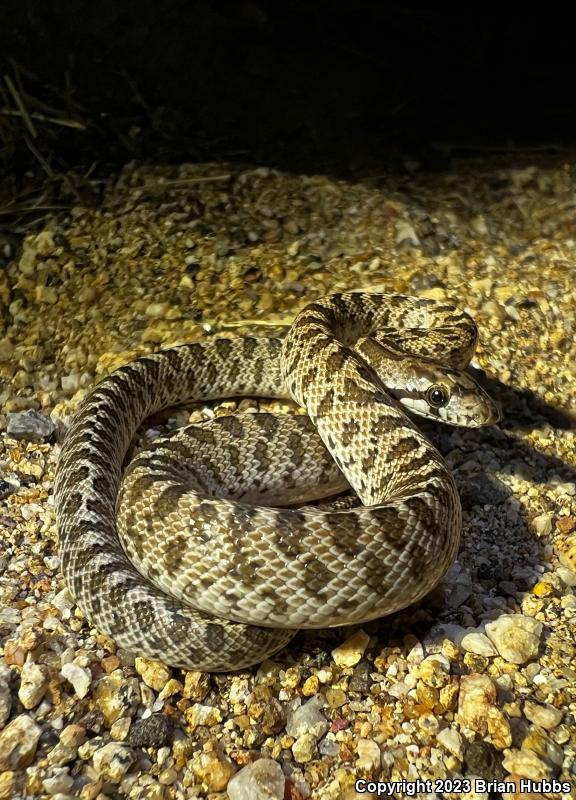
[54,293,500,670]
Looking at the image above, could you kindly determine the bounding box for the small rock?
[302,675,319,696]
[356,739,381,772]
[487,707,512,749]
[92,743,135,783]
[464,741,503,778]
[145,302,170,318]
[396,220,420,248]
[523,701,563,730]
[318,737,340,757]
[60,662,92,699]
[325,688,347,708]
[18,661,49,709]
[110,717,131,741]
[42,770,75,795]
[134,657,171,692]
[532,514,553,536]
[6,410,56,442]
[418,654,451,688]
[442,561,473,608]
[437,728,464,759]
[286,695,328,739]
[0,667,13,726]
[227,758,285,800]
[522,728,564,767]
[501,749,553,781]
[485,615,543,664]
[460,632,498,657]
[331,630,370,666]
[406,639,425,665]
[128,715,173,748]
[556,566,576,587]
[185,703,222,729]
[457,674,496,733]
[48,723,87,766]
[191,751,234,791]
[182,670,210,701]
[93,673,140,724]
[158,678,184,701]
[348,660,372,692]
[0,337,14,362]
[0,480,16,501]
[292,732,317,763]
[0,714,42,770]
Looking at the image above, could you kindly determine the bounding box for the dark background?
[1,0,575,185]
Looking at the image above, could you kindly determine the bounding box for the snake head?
[389,363,501,427]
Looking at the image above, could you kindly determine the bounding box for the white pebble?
[460,632,497,657]
[18,661,49,709]
[227,758,285,800]
[523,700,564,730]
[436,727,464,759]
[60,663,92,699]
[286,695,328,739]
[485,614,543,664]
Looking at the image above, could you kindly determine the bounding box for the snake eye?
[426,384,450,408]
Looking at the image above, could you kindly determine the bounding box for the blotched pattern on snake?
[54,293,500,670]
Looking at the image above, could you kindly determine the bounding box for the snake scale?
[54,293,500,671]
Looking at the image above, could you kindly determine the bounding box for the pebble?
[42,770,75,795]
[128,714,173,748]
[395,220,420,248]
[60,662,92,699]
[417,654,451,687]
[145,302,170,318]
[227,758,285,800]
[93,673,141,724]
[185,702,222,728]
[292,732,318,763]
[331,629,370,667]
[501,749,553,781]
[134,657,171,692]
[522,728,564,767]
[6,410,56,441]
[18,661,49,709]
[286,695,328,739]
[532,513,553,536]
[556,566,576,587]
[457,674,496,732]
[348,660,372,693]
[92,742,136,783]
[0,667,13,726]
[325,688,347,708]
[110,716,131,741]
[182,670,211,701]
[436,728,464,760]
[485,615,543,664]
[0,714,42,770]
[318,737,340,757]
[460,631,498,657]
[523,701,563,730]
[47,724,86,767]
[191,751,234,791]
[0,337,14,362]
[356,738,381,772]
[463,741,502,777]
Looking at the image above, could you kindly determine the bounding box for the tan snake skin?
[54,293,500,670]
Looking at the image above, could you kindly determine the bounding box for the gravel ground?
[0,161,575,799]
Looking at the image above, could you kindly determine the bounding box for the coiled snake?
[54,293,500,671]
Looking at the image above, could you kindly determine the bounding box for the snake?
[54,292,500,671]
